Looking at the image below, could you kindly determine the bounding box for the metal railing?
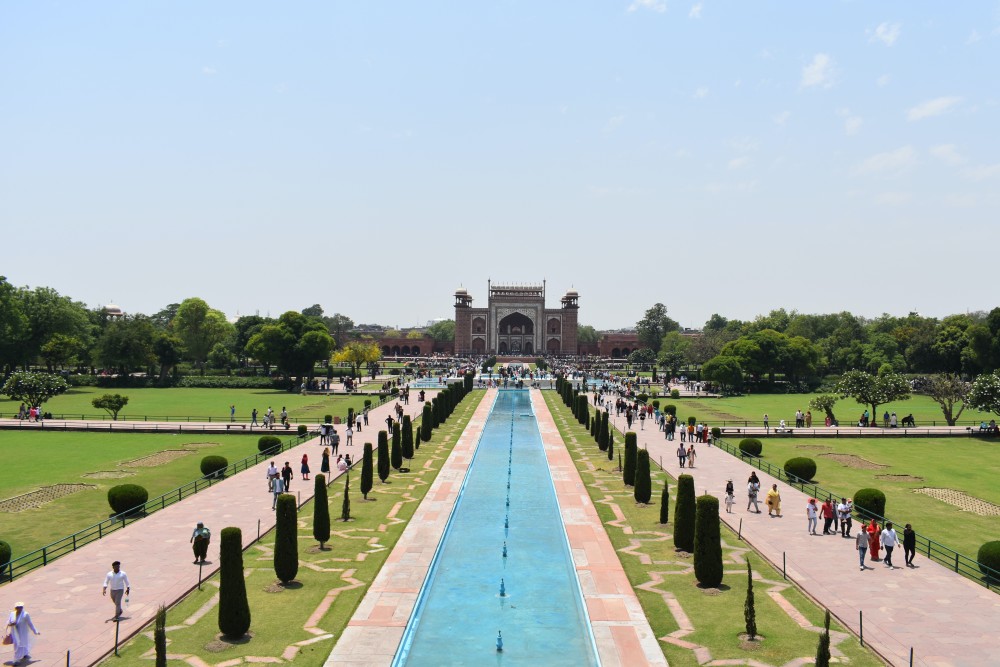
[0,431,312,584]
[713,437,1000,592]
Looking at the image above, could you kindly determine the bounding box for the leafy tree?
[685,329,737,368]
[94,315,157,375]
[361,443,374,499]
[301,304,324,318]
[149,303,181,331]
[391,422,403,470]
[273,494,298,583]
[377,431,390,483]
[323,313,355,348]
[836,370,911,421]
[693,495,723,587]
[233,315,269,366]
[808,395,839,423]
[633,449,651,504]
[919,373,970,425]
[172,297,235,373]
[333,341,382,377]
[968,372,1000,416]
[92,393,129,420]
[313,475,330,548]
[406,330,424,339]
[702,355,743,391]
[0,276,29,374]
[426,320,456,342]
[657,332,691,377]
[246,311,333,379]
[637,303,679,353]
[40,333,85,370]
[218,527,251,638]
[18,286,91,368]
[2,371,68,408]
[744,562,757,640]
[627,348,656,367]
[208,342,238,373]
[577,325,599,344]
[401,415,414,460]
[152,333,184,380]
[673,474,696,552]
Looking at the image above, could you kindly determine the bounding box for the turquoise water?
[393,390,599,666]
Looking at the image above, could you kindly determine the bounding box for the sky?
[2,1,998,330]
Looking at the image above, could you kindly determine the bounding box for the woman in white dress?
[6,601,40,664]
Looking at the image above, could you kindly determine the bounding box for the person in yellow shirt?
[765,484,782,517]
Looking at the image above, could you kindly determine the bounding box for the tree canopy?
[172,298,234,372]
[636,303,679,353]
[426,319,456,342]
[245,311,334,378]
[333,341,382,376]
[2,371,69,407]
[836,370,911,419]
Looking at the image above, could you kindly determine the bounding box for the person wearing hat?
[724,479,735,513]
[191,521,211,564]
[102,561,131,619]
[5,601,40,664]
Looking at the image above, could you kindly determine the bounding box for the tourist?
[763,413,769,434]
[331,428,340,455]
[266,461,279,492]
[676,443,687,468]
[344,454,352,468]
[281,461,294,491]
[686,444,696,468]
[746,473,761,513]
[321,448,331,475]
[725,479,735,514]
[821,498,835,534]
[805,411,813,428]
[102,561,131,619]
[890,412,898,428]
[765,484,782,517]
[357,413,364,432]
[880,522,899,568]
[6,602,40,665]
[883,411,890,428]
[280,407,288,427]
[867,519,881,561]
[639,409,646,430]
[301,454,310,480]
[337,455,348,472]
[230,404,236,423]
[190,522,210,564]
[903,523,916,567]
[856,528,869,570]
[271,475,285,509]
[806,498,819,535]
[838,498,852,537]
[345,425,354,447]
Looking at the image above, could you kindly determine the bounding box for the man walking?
[881,522,899,568]
[281,462,293,493]
[331,428,340,455]
[345,425,354,447]
[272,475,285,509]
[190,522,211,564]
[856,529,869,570]
[251,408,259,427]
[102,561,131,619]
[903,523,916,567]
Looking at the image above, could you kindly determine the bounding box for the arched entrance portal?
[497,312,534,356]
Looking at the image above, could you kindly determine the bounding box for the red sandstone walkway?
[0,394,435,667]
[615,419,1000,667]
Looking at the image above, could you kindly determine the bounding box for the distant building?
[103,303,125,319]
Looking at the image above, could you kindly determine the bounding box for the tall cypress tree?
[674,474,696,552]
[361,443,374,499]
[431,397,441,427]
[313,475,330,548]
[218,527,251,639]
[421,403,433,441]
[274,494,298,583]
[815,609,831,667]
[744,561,757,640]
[659,484,670,523]
[598,412,610,451]
[623,433,638,486]
[693,494,723,587]
[154,604,167,667]
[391,422,403,470]
[634,449,651,503]
[341,474,351,521]
[377,430,390,483]
[401,415,414,460]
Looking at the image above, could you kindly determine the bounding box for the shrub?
[853,488,886,520]
[738,438,763,457]
[711,426,721,439]
[623,433,638,486]
[377,431,390,483]
[815,609,831,667]
[402,415,414,460]
[297,424,308,436]
[313,475,330,548]
[324,414,333,424]
[0,540,11,579]
[687,416,697,426]
[258,435,282,454]
[634,449,651,504]
[673,475,696,552]
[671,389,680,399]
[200,455,229,479]
[361,443,374,499]
[651,399,660,410]
[178,376,284,389]
[364,399,372,409]
[662,403,676,416]
[218,527,251,638]
[92,393,129,420]
[744,562,757,640]
[978,541,1000,578]
[636,393,648,404]
[421,404,433,441]
[659,486,669,524]
[107,484,149,516]
[391,423,403,471]
[693,495,723,587]
[273,494,298,583]
[784,457,817,482]
[154,603,167,667]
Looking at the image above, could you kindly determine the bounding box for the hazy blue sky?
[2,2,998,330]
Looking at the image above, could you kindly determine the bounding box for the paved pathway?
[614,418,1000,667]
[0,394,434,667]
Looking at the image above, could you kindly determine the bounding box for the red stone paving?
[0,394,436,667]
[612,413,1000,667]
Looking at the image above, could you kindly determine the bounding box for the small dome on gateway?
[455,287,469,295]
[564,289,579,297]
[104,303,124,316]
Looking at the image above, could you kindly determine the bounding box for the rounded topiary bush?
[662,404,676,416]
[108,484,149,516]
[652,399,660,410]
[977,541,1000,578]
[0,540,11,577]
[739,438,763,457]
[324,414,333,424]
[687,416,697,426]
[853,488,886,520]
[200,455,229,479]
[783,457,817,482]
[711,426,721,439]
[258,435,281,454]
[297,424,308,436]
[637,393,649,404]
[671,389,680,399]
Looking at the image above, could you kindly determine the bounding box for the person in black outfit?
[903,523,917,567]
[281,462,293,493]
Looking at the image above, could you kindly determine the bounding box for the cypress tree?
[464,372,473,392]
[391,422,403,470]
[815,610,831,667]
[634,449,651,504]
[274,494,298,583]
[415,427,422,449]
[218,527,251,639]
[377,431,390,483]
[313,475,330,548]
[598,412,610,451]
[341,474,351,521]
[590,414,597,438]
[623,432,638,486]
[607,436,614,462]
[576,395,589,426]
[673,474,696,552]
[693,494,723,587]
[361,443,374,499]
[431,397,441,427]
[154,604,167,667]
[659,485,670,524]
[744,561,757,640]
[421,403,432,441]
[402,415,414,460]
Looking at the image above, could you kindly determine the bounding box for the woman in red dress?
[867,519,881,561]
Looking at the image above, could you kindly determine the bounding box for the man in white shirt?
[837,498,852,537]
[102,561,131,619]
[880,522,899,568]
[266,461,279,491]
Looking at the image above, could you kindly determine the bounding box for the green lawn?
[106,391,485,667]
[721,435,1000,559]
[544,392,881,666]
[0,431,271,557]
[0,387,379,422]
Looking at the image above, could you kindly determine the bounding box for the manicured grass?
[544,392,882,667]
[0,387,378,422]
[105,391,485,667]
[0,431,266,557]
[723,435,1000,559]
